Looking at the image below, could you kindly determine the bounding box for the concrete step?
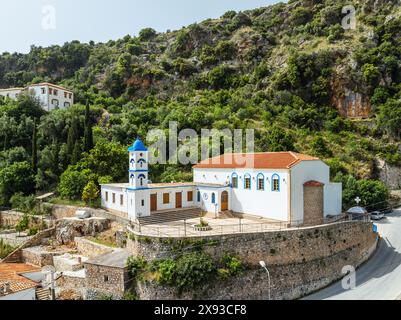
[36,288,50,300]
[138,208,202,225]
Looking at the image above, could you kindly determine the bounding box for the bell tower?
[128,138,149,189]
[127,138,151,220]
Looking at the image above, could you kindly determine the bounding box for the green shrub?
[28,226,39,236]
[126,256,148,279]
[15,214,30,233]
[219,254,243,278]
[10,193,37,213]
[0,239,16,259]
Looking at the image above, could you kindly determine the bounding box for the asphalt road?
[304,209,401,300]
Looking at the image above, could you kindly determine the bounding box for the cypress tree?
[67,117,80,157]
[71,141,81,165]
[32,118,38,173]
[84,102,93,152]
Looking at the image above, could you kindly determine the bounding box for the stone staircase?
[138,208,202,226]
[36,288,51,300]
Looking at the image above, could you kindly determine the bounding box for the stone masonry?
[303,181,324,226]
[127,220,377,300]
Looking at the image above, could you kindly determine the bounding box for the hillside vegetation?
[1,0,400,209]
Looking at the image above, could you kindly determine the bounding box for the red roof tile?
[0,263,40,295]
[193,152,319,170]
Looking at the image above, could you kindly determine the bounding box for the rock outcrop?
[55,218,110,245]
[377,158,401,190]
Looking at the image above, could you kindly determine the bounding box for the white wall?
[197,186,230,213]
[194,168,290,221]
[325,183,343,216]
[290,160,342,222]
[149,186,196,212]
[0,88,23,99]
[101,185,128,214]
[28,85,74,111]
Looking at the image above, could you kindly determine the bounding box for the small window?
[105,192,108,202]
[64,92,68,98]
[141,200,145,207]
[41,88,45,94]
[257,174,264,191]
[120,195,124,206]
[163,193,170,204]
[272,175,280,192]
[51,99,59,107]
[49,88,53,95]
[69,93,72,99]
[212,193,216,204]
[104,275,109,283]
[197,191,201,202]
[232,175,238,189]
[112,193,116,204]
[258,178,264,190]
[187,191,193,202]
[244,175,251,190]
[54,89,58,96]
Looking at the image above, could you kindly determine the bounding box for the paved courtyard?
[132,215,290,238]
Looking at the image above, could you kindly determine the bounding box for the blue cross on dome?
[128,138,148,152]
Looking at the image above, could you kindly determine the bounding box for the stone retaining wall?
[74,237,114,258]
[1,228,56,263]
[127,221,377,300]
[0,210,53,229]
[49,204,130,225]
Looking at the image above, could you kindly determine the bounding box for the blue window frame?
[272,174,280,192]
[212,193,216,204]
[257,173,265,191]
[244,174,251,190]
[231,173,238,189]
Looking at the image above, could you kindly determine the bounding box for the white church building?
[101,139,342,225]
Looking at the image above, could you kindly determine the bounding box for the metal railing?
[128,214,350,238]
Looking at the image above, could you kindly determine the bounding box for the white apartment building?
[0,87,24,100]
[0,83,74,111]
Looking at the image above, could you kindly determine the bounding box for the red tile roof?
[193,152,319,169]
[0,263,40,295]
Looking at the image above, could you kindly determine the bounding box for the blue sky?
[0,0,282,54]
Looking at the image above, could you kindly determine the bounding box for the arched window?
[257,173,265,191]
[231,173,238,189]
[272,174,280,192]
[138,158,146,169]
[244,174,251,190]
[138,174,146,187]
[212,193,216,204]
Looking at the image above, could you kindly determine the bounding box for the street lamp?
[259,261,271,301]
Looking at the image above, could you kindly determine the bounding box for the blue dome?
[128,139,148,152]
